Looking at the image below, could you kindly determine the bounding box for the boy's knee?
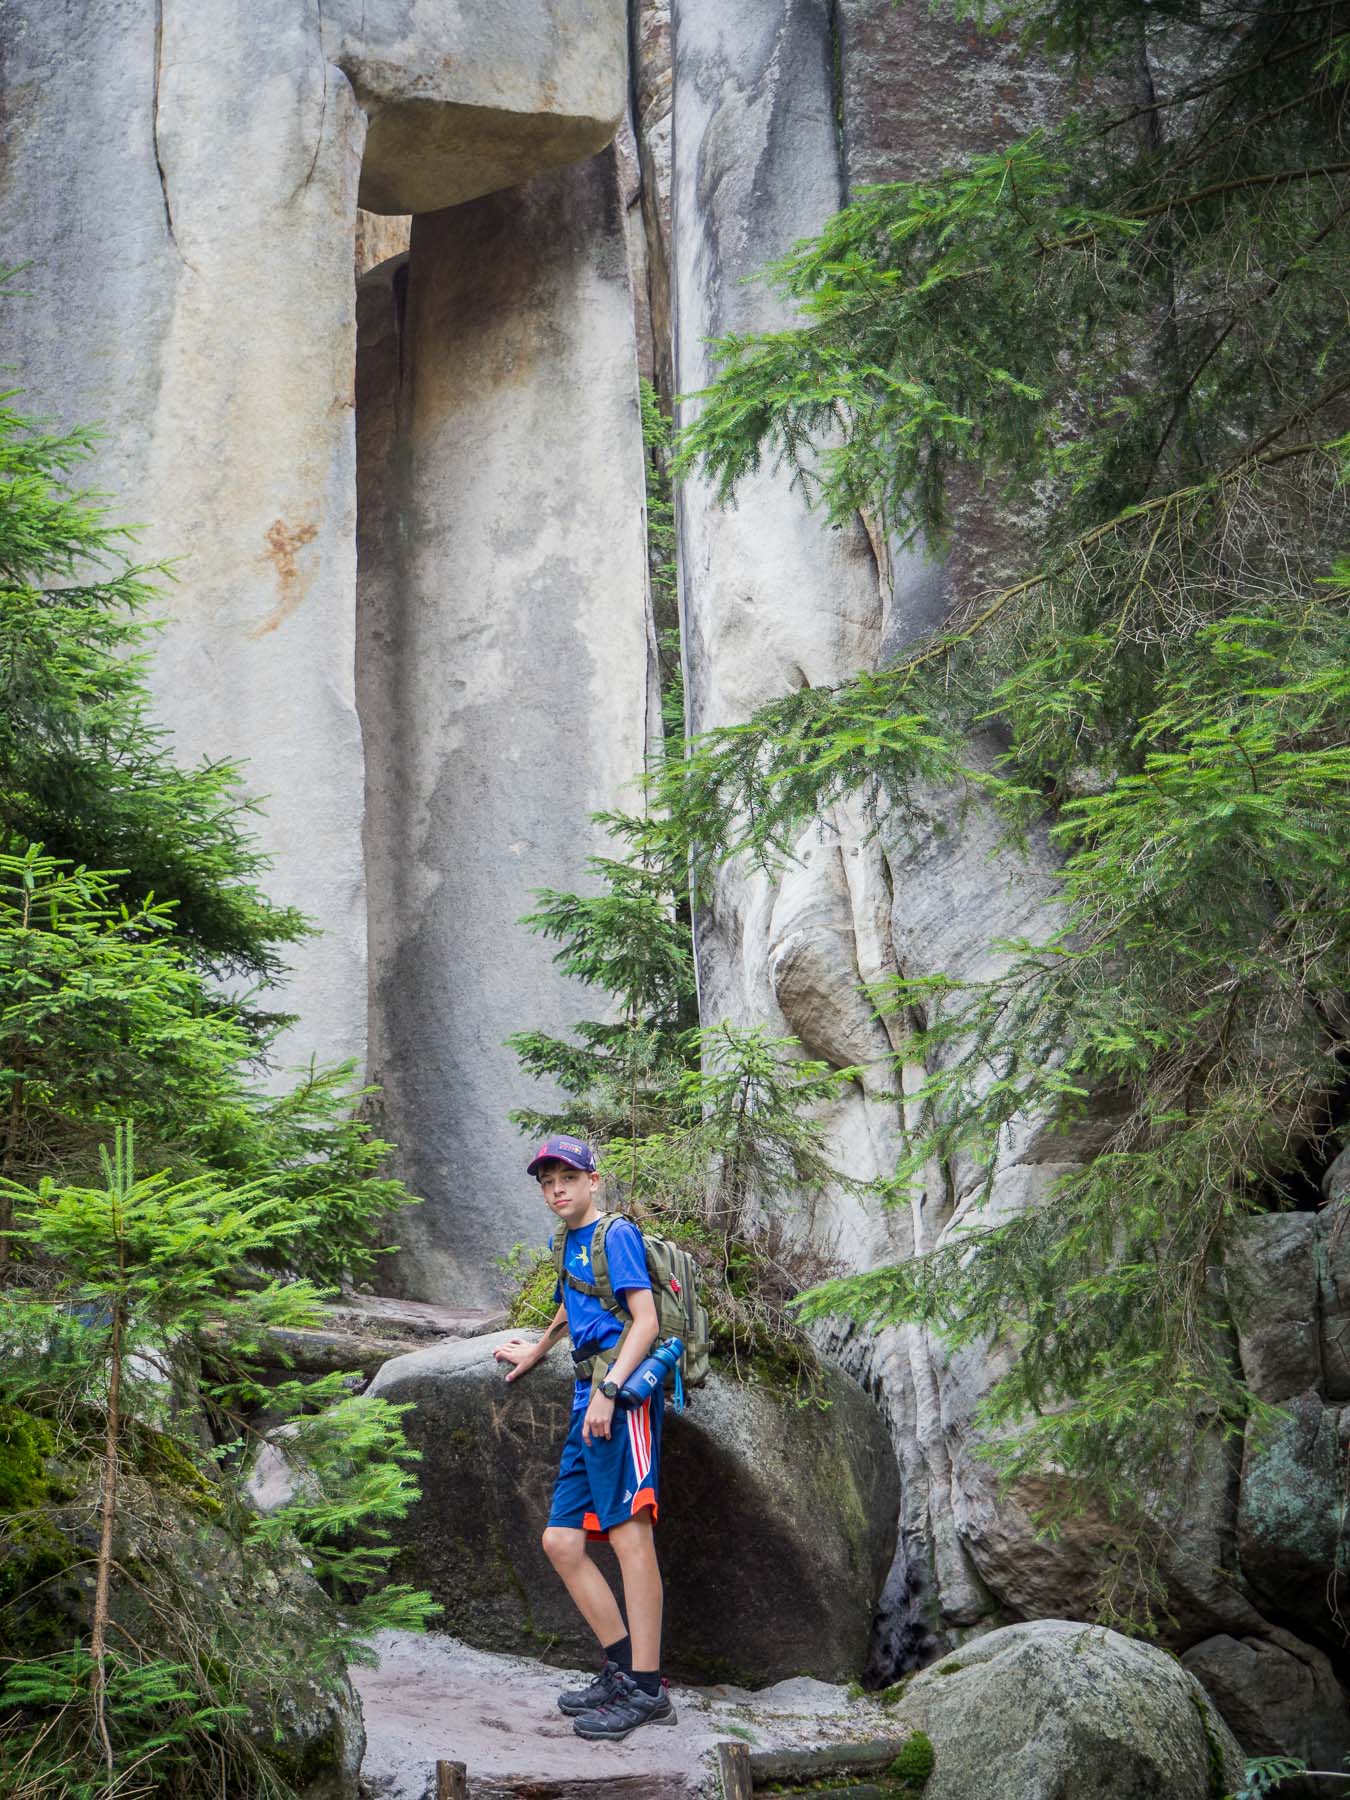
[608,1513,657,1562]
[542,1525,585,1570]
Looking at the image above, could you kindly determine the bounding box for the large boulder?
[892,1620,1243,1800]
[365,1331,899,1685]
[1183,1626,1350,1779]
[1237,1389,1346,1649]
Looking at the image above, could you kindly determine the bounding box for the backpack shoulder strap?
[587,1215,629,1320]
[555,1216,628,1320]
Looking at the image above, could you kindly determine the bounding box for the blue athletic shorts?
[547,1390,663,1539]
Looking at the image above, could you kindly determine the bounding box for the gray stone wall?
[358,151,653,1300]
[0,0,647,1301]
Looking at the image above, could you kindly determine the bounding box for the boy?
[492,1134,675,1740]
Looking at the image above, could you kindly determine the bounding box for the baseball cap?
[527,1134,599,1178]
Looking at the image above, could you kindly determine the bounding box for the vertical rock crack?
[152,0,180,256]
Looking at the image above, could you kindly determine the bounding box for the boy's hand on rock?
[582,1392,615,1444]
[493,1337,542,1383]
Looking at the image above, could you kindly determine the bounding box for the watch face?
[601,1380,619,1398]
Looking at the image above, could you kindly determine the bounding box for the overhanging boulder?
[366,1331,899,1685]
[323,0,627,212]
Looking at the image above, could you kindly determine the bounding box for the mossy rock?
[504,1249,559,1330]
[366,1329,899,1685]
[888,1729,935,1789]
[889,1621,1242,1800]
[0,1405,55,1511]
[1237,1392,1346,1645]
[2,1450,363,1798]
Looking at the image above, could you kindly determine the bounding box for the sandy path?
[355,1629,895,1799]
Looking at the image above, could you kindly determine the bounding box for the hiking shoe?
[557,1659,626,1717]
[572,1673,677,1740]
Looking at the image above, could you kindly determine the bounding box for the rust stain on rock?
[250,517,320,637]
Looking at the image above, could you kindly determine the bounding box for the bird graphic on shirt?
[577,1247,590,1268]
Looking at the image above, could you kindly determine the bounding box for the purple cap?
[527,1134,599,1178]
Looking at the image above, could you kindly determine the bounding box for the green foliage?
[665,0,1350,1621]
[0,1130,434,1797]
[1229,1757,1315,1798]
[888,1728,936,1791]
[498,1241,559,1329]
[1228,1755,1350,1797]
[674,5,1349,548]
[510,814,855,1387]
[0,398,410,1285]
[0,1651,246,1800]
[509,811,698,1154]
[0,387,425,1794]
[640,379,684,740]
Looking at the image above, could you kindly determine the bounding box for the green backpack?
[551,1215,710,1402]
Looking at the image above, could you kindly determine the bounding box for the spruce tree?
[0,1128,432,1797]
[663,0,1350,1613]
[0,392,430,1791]
[0,402,406,1285]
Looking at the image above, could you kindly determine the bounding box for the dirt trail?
[355,1629,897,1799]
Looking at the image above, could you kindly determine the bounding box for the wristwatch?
[599,1379,620,1401]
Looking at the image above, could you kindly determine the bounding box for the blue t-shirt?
[552,1216,651,1411]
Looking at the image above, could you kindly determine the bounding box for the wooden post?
[435,1761,467,1800]
[716,1739,754,1800]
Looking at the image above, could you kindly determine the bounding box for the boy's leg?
[544,1405,630,1692]
[541,1525,626,1647]
[607,1514,663,1672]
[569,1393,674,1739]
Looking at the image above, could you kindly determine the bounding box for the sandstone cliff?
[2,0,1343,1770]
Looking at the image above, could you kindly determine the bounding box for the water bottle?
[616,1336,685,1411]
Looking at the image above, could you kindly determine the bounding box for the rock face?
[357,148,653,1301]
[366,1330,899,1685]
[0,0,644,1303]
[669,0,918,1281]
[1183,1627,1350,1779]
[6,0,1349,1767]
[665,0,1073,1660]
[324,0,626,214]
[0,0,373,1082]
[893,1620,1244,1800]
[631,0,675,402]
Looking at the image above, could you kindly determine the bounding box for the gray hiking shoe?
[557,1659,626,1717]
[571,1672,677,1740]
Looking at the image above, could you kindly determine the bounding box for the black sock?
[604,1633,632,1674]
[632,1669,661,1697]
